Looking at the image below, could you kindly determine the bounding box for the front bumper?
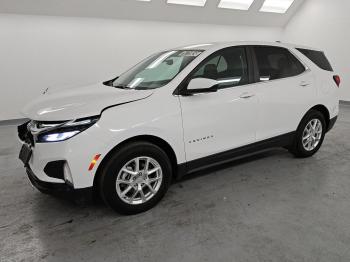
[17,121,108,189]
[26,166,92,201]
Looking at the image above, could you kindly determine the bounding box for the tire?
[289,110,326,158]
[99,141,172,215]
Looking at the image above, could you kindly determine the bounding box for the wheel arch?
[93,135,179,194]
[307,104,330,129]
[310,104,331,129]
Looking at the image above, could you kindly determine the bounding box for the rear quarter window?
[296,48,333,72]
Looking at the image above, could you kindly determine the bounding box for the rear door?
[250,46,316,141]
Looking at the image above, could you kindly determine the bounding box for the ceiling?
[0,0,305,27]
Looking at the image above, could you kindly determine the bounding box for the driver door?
[178,46,258,164]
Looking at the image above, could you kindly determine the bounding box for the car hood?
[21,83,153,121]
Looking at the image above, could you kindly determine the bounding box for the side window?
[254,46,305,82]
[191,47,249,89]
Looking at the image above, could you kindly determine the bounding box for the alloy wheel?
[116,157,163,205]
[302,119,323,151]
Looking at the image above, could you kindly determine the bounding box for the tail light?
[333,75,341,87]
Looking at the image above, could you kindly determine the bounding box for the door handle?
[240,92,255,99]
[300,81,310,87]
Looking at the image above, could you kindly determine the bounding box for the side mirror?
[185,78,218,95]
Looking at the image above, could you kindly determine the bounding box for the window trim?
[174,46,253,96]
[250,45,308,84]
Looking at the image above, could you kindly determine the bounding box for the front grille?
[17,121,35,146]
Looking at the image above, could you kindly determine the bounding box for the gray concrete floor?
[1,106,350,262]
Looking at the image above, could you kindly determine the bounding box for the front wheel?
[99,142,172,214]
[289,110,326,158]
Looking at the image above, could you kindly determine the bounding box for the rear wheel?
[289,110,326,158]
[99,142,172,214]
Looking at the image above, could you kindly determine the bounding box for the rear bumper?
[26,167,92,202]
[327,116,338,132]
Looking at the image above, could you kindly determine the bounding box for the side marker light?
[88,154,101,171]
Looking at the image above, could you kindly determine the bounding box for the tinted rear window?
[296,48,333,72]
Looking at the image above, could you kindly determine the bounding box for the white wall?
[0,14,282,120]
[283,0,350,101]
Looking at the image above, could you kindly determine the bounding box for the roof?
[174,41,320,52]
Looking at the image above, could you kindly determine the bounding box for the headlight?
[40,131,80,142]
[29,116,100,143]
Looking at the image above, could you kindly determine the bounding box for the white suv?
[18,42,340,214]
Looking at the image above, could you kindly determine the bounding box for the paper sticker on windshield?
[178,51,202,57]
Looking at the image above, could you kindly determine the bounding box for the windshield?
[112,50,203,90]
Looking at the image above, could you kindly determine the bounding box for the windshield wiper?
[114,85,130,89]
[135,87,153,90]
